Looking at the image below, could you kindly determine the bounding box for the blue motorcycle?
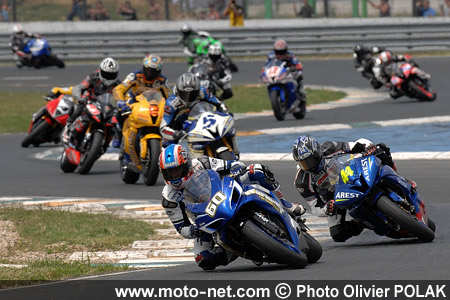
[329,153,435,242]
[183,169,322,269]
[18,37,65,69]
[261,59,306,121]
[182,102,239,160]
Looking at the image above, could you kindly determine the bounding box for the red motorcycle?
[60,93,117,175]
[390,62,436,101]
[21,93,74,147]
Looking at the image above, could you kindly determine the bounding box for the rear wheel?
[21,121,52,148]
[293,99,306,119]
[60,150,77,173]
[269,90,286,121]
[408,81,436,101]
[376,196,434,243]
[143,139,161,186]
[50,55,65,68]
[241,219,308,269]
[120,157,140,184]
[78,131,103,175]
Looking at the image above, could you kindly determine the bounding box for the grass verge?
[0,207,156,253]
[0,207,163,284]
[0,85,346,134]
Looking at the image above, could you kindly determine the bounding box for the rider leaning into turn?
[201,44,234,101]
[373,50,423,99]
[9,24,42,68]
[353,43,385,88]
[112,54,169,148]
[266,39,306,102]
[63,57,121,151]
[159,72,235,150]
[159,144,306,270]
[292,135,417,243]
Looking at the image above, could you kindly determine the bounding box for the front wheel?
[303,232,322,263]
[408,81,436,101]
[241,219,308,269]
[376,196,434,243]
[21,120,52,148]
[78,131,103,175]
[60,149,77,173]
[269,90,286,121]
[143,138,161,186]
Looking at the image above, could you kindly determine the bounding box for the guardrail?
[2,18,450,62]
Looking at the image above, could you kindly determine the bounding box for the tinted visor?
[161,164,189,182]
[209,54,221,62]
[298,155,319,172]
[178,89,199,103]
[101,69,118,81]
[275,49,287,56]
[143,67,161,81]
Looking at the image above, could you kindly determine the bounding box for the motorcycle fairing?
[23,38,51,58]
[188,113,234,143]
[184,170,302,253]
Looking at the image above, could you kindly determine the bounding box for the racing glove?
[228,161,246,177]
[45,92,57,101]
[364,144,378,156]
[173,130,187,141]
[77,95,89,105]
[117,100,131,113]
[325,200,336,216]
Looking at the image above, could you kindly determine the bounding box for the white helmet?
[208,44,222,62]
[12,24,24,38]
[99,57,119,86]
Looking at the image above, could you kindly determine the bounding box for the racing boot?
[112,131,122,148]
[112,122,123,148]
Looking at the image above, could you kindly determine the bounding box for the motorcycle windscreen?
[96,93,116,121]
[184,169,237,233]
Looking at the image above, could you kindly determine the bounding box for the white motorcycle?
[182,102,239,160]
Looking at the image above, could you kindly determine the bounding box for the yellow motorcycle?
[119,90,165,186]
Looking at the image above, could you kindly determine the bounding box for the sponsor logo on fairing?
[361,157,370,182]
[335,192,360,199]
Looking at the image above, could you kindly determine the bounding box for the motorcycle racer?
[9,24,42,68]
[373,50,419,98]
[353,43,385,89]
[201,44,233,101]
[63,57,120,151]
[160,72,231,147]
[292,135,416,242]
[112,54,169,148]
[159,144,306,270]
[266,39,306,102]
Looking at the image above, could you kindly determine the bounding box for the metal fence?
[1,18,450,62]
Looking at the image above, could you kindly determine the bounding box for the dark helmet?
[273,39,288,57]
[174,73,200,106]
[353,44,365,56]
[142,54,163,81]
[159,144,192,189]
[292,135,321,173]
